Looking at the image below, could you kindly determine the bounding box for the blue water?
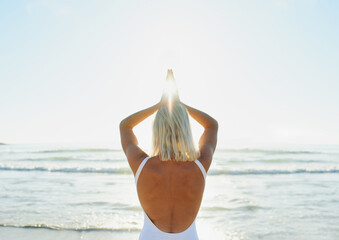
[0,143,338,239]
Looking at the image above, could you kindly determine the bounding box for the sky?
[0,0,338,149]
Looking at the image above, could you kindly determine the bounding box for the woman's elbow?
[119,120,126,131]
[212,119,218,131]
[207,119,218,130]
[214,119,219,130]
[119,119,132,130]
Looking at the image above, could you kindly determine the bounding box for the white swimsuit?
[134,156,207,240]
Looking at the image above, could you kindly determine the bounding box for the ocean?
[0,143,338,240]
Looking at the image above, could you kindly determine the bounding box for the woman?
[120,70,218,239]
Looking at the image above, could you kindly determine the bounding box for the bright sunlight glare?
[163,69,179,114]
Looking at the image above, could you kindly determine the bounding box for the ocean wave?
[0,223,140,232]
[201,206,232,211]
[217,148,339,155]
[0,166,131,174]
[0,165,338,175]
[0,148,120,154]
[12,157,117,162]
[36,148,119,153]
[208,168,339,175]
[223,158,324,163]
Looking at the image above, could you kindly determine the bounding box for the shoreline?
[0,226,140,240]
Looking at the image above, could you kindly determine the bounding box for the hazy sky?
[0,0,338,148]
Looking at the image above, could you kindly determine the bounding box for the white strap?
[135,156,150,185]
[194,160,207,180]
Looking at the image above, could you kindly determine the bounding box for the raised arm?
[120,103,160,174]
[182,103,218,171]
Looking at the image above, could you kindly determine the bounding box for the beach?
[0,143,338,240]
[0,226,139,240]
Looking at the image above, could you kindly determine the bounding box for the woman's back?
[135,156,207,233]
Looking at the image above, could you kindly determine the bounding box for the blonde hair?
[150,102,200,162]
